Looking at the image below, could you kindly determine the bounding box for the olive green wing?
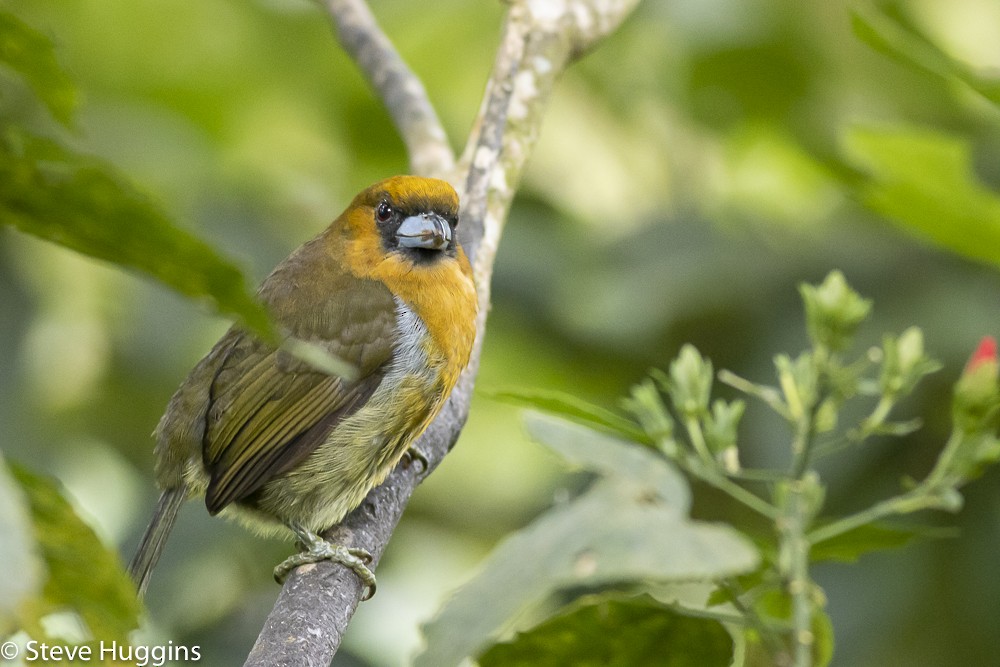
[202,277,397,514]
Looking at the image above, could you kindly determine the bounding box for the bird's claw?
[275,534,377,600]
[404,446,429,475]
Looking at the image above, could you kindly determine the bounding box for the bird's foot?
[275,526,376,600]
[403,445,429,474]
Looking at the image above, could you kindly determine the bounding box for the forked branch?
[244,1,640,665]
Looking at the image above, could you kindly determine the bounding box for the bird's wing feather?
[202,271,397,514]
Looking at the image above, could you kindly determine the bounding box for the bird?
[128,175,478,599]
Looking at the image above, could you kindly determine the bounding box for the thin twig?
[321,0,454,177]
[453,2,526,267]
[807,483,950,546]
[707,472,782,519]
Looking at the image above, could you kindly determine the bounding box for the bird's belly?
[250,373,439,532]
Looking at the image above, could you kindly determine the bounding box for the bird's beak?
[396,213,452,250]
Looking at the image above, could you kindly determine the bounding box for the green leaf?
[851,6,1000,107]
[524,412,687,505]
[844,125,1000,268]
[809,522,951,563]
[743,591,834,667]
[812,605,835,667]
[705,568,767,608]
[0,128,274,341]
[11,463,141,642]
[487,387,649,442]
[415,417,758,667]
[0,11,77,126]
[0,455,43,633]
[480,595,733,667]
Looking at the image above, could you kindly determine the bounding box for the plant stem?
[790,397,823,479]
[678,409,785,518]
[665,445,780,519]
[789,370,824,480]
[782,354,830,666]
[808,431,963,546]
[730,468,787,483]
[718,369,791,420]
[857,395,895,439]
[923,430,963,488]
[807,487,943,545]
[659,601,748,626]
[707,471,782,520]
[782,484,814,667]
[685,416,715,468]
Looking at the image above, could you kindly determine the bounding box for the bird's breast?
[390,295,442,380]
[315,296,446,474]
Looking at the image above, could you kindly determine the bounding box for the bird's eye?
[375,201,393,223]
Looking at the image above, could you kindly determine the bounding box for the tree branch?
[321,0,454,177]
[245,1,640,665]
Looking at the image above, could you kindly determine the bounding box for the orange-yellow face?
[344,175,461,261]
[338,175,478,391]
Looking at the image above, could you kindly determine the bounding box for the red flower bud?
[966,336,998,372]
[954,336,1000,434]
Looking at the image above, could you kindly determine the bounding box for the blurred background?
[2,0,1000,665]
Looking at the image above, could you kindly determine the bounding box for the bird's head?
[340,175,461,266]
[323,176,476,354]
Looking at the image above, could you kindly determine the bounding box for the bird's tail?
[128,486,186,598]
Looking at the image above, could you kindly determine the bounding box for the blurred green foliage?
[417,414,757,666]
[0,127,274,339]
[449,273,996,666]
[847,126,1000,269]
[10,463,141,647]
[1,0,999,665]
[480,595,734,667]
